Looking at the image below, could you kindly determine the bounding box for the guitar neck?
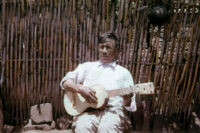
[106,82,154,98]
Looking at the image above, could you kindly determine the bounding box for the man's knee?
[74,122,95,133]
[98,122,122,133]
[98,124,110,132]
[98,122,110,129]
[76,122,92,129]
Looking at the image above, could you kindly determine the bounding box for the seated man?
[60,32,137,133]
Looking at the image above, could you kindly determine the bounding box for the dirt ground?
[3,125,72,133]
[23,129,72,133]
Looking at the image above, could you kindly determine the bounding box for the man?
[60,32,137,133]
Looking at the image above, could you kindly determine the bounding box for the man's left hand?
[123,94,132,106]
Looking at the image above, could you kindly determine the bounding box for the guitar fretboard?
[106,82,154,98]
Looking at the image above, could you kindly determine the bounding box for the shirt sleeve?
[60,63,87,90]
[123,70,137,112]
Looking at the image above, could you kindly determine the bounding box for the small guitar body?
[64,85,108,116]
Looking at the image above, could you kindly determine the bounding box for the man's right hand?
[62,79,97,103]
[78,85,97,103]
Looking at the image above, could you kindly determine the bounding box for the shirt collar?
[97,61,117,70]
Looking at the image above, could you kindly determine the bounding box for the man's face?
[98,39,118,64]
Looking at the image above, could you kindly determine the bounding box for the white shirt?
[60,61,137,112]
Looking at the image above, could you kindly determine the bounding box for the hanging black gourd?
[148,5,169,26]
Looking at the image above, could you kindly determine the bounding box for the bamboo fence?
[0,0,199,127]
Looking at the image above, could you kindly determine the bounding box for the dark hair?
[98,32,120,48]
